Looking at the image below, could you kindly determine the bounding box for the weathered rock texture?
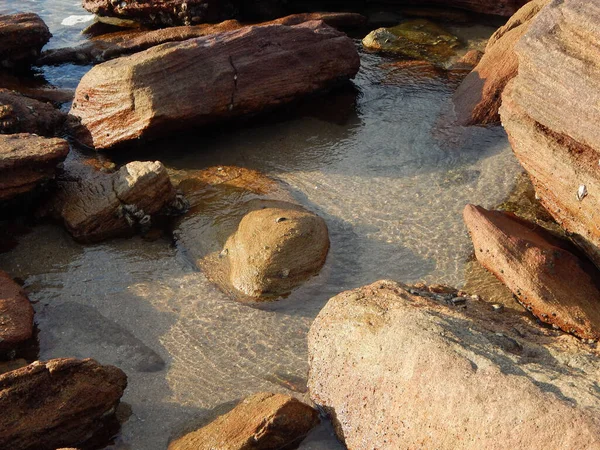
[168,392,319,450]
[49,156,177,242]
[0,358,127,450]
[392,0,531,17]
[500,0,600,269]
[0,133,69,202]
[0,72,74,104]
[39,12,366,65]
[308,280,600,449]
[464,204,600,340]
[0,89,67,136]
[453,0,549,125]
[69,21,360,149]
[0,13,51,70]
[0,271,34,351]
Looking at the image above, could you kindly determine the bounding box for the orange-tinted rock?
[464,204,600,340]
[0,358,127,450]
[0,89,66,136]
[69,21,360,150]
[0,271,33,351]
[0,13,51,70]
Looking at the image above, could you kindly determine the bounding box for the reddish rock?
[68,21,360,150]
[0,13,51,70]
[0,271,33,351]
[452,0,549,126]
[500,0,600,268]
[0,133,69,202]
[0,358,127,450]
[377,0,530,17]
[0,72,74,104]
[0,89,67,136]
[168,392,319,450]
[463,204,600,340]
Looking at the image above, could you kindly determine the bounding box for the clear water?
[0,2,521,449]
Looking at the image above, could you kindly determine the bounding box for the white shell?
[577,184,588,201]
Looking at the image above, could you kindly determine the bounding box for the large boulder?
[0,89,67,136]
[452,0,549,126]
[0,271,34,351]
[500,0,600,268]
[308,280,600,449]
[463,204,600,340]
[68,21,360,150]
[0,133,69,202]
[0,13,51,70]
[0,358,127,450]
[168,392,319,449]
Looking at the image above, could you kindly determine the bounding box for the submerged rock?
[0,133,69,203]
[0,271,33,351]
[0,358,127,450]
[308,280,600,449]
[362,19,459,65]
[69,21,360,150]
[464,204,600,341]
[168,392,319,450]
[0,13,51,70]
[0,89,67,136]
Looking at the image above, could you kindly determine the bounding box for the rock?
[0,72,74,104]
[0,13,51,70]
[0,271,33,351]
[0,133,69,202]
[69,21,359,150]
[0,358,127,450]
[451,48,483,69]
[362,19,459,66]
[390,0,530,17]
[464,204,600,340]
[39,12,366,65]
[500,0,600,269]
[0,89,67,136]
[452,0,549,126]
[308,280,600,450]
[48,156,178,242]
[168,392,319,450]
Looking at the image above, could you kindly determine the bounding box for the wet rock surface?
[0,357,127,450]
[0,88,67,136]
[0,13,51,70]
[68,21,360,149]
[0,270,33,351]
[308,280,600,449]
[168,392,319,450]
[0,133,69,203]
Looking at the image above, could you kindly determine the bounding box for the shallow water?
[0,2,521,449]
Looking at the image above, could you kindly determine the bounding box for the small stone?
[577,184,588,201]
[492,303,504,312]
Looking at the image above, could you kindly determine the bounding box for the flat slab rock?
[0,271,33,351]
[0,13,51,69]
[0,133,69,202]
[0,358,127,450]
[168,392,319,450]
[69,21,360,149]
[0,88,67,136]
[464,204,600,340]
[308,280,600,449]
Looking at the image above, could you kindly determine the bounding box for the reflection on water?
[0,2,519,449]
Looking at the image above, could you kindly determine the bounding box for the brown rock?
[451,49,483,69]
[500,0,600,268]
[463,204,600,340]
[0,13,51,70]
[0,358,127,450]
[452,0,549,126]
[308,280,600,450]
[0,89,66,136]
[0,271,33,351]
[49,156,178,242]
[381,0,531,17]
[0,133,69,202]
[168,392,319,450]
[0,71,74,104]
[69,21,360,149]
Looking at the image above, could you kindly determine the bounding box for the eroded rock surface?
[168,392,319,450]
[0,13,51,70]
[0,89,67,136]
[0,271,33,351]
[308,280,600,449]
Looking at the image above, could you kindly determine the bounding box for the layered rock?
[0,271,34,351]
[69,21,360,149]
[0,72,74,104]
[500,0,600,268]
[308,280,600,449]
[464,204,600,340]
[0,13,51,70]
[453,0,549,125]
[168,392,319,449]
[0,133,69,202]
[0,358,127,450]
[0,89,67,136]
